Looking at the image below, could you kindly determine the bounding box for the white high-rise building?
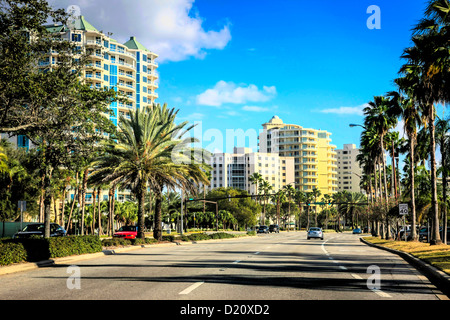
[335,144,363,193]
[208,147,295,195]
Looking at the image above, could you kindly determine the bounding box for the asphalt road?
[0,232,447,301]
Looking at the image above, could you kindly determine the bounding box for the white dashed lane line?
[179,282,205,295]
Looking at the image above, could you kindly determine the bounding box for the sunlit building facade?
[258,116,338,195]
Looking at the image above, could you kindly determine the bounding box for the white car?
[307,227,323,240]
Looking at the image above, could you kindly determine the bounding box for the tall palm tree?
[310,187,322,226]
[399,0,450,244]
[363,96,398,239]
[249,172,263,203]
[390,88,425,241]
[435,116,450,244]
[271,189,286,228]
[283,184,296,230]
[88,103,210,239]
[259,179,272,225]
[294,190,306,229]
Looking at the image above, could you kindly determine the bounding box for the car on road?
[257,225,269,234]
[13,223,66,239]
[269,224,280,233]
[352,228,362,234]
[113,225,138,239]
[307,227,323,240]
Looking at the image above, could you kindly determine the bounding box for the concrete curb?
[360,237,450,297]
[0,235,252,276]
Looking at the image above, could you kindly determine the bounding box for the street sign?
[399,203,408,215]
[18,201,26,212]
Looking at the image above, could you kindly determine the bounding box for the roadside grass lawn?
[364,237,450,275]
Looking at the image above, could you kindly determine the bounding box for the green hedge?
[180,232,236,242]
[0,235,103,266]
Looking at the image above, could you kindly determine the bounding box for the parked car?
[113,225,138,239]
[269,224,280,233]
[13,223,66,239]
[419,226,450,242]
[257,225,269,234]
[307,227,323,240]
[352,228,362,234]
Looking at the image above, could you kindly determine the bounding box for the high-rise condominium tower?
[258,116,338,195]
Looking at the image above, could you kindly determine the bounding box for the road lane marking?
[372,289,392,298]
[179,282,204,295]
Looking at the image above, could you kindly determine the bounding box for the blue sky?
[51,0,427,153]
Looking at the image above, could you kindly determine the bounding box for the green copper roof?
[123,36,149,52]
[44,16,99,33]
[74,16,98,32]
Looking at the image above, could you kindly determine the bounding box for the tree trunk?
[381,135,391,240]
[429,108,442,245]
[137,180,146,239]
[97,187,102,235]
[80,168,88,235]
[43,166,54,238]
[153,192,163,241]
[92,189,97,235]
[410,137,418,241]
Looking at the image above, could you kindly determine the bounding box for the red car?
[113,226,138,239]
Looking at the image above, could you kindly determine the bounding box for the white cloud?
[49,0,231,63]
[178,112,205,121]
[196,81,277,107]
[319,104,367,116]
[242,106,270,112]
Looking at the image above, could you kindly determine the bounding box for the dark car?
[269,224,280,233]
[352,228,362,234]
[13,223,66,239]
[113,225,138,239]
[419,226,449,242]
[257,225,269,234]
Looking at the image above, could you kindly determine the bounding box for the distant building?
[335,144,363,193]
[258,116,338,195]
[208,147,295,195]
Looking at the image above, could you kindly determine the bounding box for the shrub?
[101,237,132,247]
[0,235,103,266]
[161,235,175,242]
[48,235,102,258]
[209,232,235,239]
[0,242,27,266]
[131,238,158,245]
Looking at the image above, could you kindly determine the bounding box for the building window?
[71,33,81,42]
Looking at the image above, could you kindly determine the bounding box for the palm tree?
[89,103,210,239]
[310,187,322,227]
[363,96,398,239]
[283,184,296,230]
[435,116,450,244]
[259,179,272,225]
[294,190,307,230]
[271,189,286,228]
[399,1,450,244]
[249,172,263,203]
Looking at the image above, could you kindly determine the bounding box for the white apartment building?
[208,147,295,195]
[336,144,363,193]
